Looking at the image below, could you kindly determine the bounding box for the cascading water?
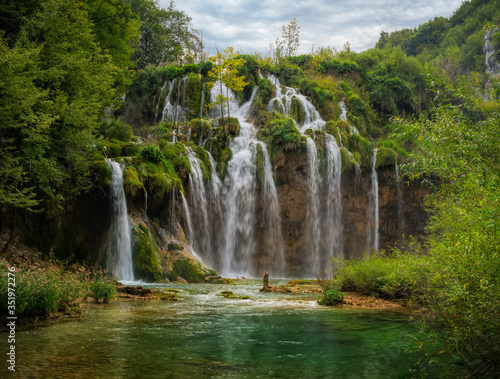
[209,84,286,277]
[258,141,286,275]
[367,149,379,251]
[268,75,344,276]
[307,138,321,275]
[267,75,325,132]
[105,159,134,281]
[186,148,211,259]
[324,135,343,259]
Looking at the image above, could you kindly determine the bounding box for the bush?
[270,117,304,149]
[102,119,133,142]
[141,145,164,163]
[89,274,116,303]
[0,258,90,317]
[317,289,344,305]
[331,251,428,299]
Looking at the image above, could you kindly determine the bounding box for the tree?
[207,47,248,137]
[397,78,500,376]
[83,0,140,71]
[127,0,202,68]
[0,0,121,212]
[272,17,301,64]
[282,17,301,58]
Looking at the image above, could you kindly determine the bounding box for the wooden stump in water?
[261,273,269,291]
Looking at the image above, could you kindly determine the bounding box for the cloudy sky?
[160,0,464,55]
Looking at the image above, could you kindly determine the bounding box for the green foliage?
[89,273,117,303]
[393,79,500,376]
[270,116,304,149]
[317,289,344,305]
[330,250,428,299]
[207,47,248,136]
[0,257,90,316]
[141,145,164,163]
[375,147,397,168]
[102,119,133,142]
[122,166,143,196]
[162,141,191,174]
[84,0,140,71]
[376,0,500,76]
[128,0,202,67]
[0,0,125,211]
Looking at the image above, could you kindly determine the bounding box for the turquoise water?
[10,281,420,378]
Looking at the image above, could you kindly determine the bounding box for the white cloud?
[161,0,464,54]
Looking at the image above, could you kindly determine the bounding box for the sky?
[160,0,465,55]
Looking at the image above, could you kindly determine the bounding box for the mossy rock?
[167,243,184,251]
[375,147,397,168]
[154,291,179,301]
[123,166,144,197]
[166,255,214,283]
[184,74,203,120]
[218,291,249,299]
[132,223,162,283]
[95,159,112,187]
[194,145,212,179]
[205,276,234,284]
[228,117,240,136]
[255,143,265,187]
[290,96,305,125]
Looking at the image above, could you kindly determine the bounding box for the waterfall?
[267,75,325,133]
[339,101,348,122]
[367,149,379,251]
[266,74,349,276]
[205,83,286,277]
[161,80,177,123]
[105,159,134,281]
[259,141,286,276]
[180,191,201,261]
[395,164,405,236]
[338,100,359,134]
[186,148,211,259]
[324,135,342,259]
[156,79,170,121]
[222,137,258,276]
[307,138,321,275]
[484,28,500,77]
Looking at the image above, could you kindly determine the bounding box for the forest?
[1,0,499,377]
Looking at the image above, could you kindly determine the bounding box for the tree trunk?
[219,80,225,135]
[261,273,269,292]
[226,85,231,135]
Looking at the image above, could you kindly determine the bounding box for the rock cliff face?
[267,147,431,277]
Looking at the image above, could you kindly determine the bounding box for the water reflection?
[12,281,418,378]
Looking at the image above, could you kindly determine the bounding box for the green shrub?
[270,117,304,148]
[0,258,90,317]
[141,145,164,163]
[164,66,180,80]
[89,274,116,303]
[375,146,397,168]
[317,289,345,305]
[331,251,428,299]
[102,119,133,142]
